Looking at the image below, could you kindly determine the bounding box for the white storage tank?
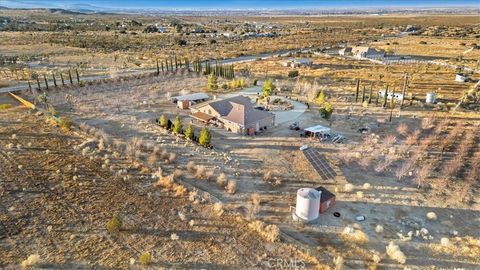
[426,92,436,104]
[295,188,321,221]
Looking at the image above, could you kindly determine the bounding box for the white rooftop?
[171,93,209,102]
[304,125,331,134]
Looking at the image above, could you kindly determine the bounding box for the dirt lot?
[0,103,321,269]
[9,67,477,269]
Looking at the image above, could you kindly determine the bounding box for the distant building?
[352,46,385,59]
[280,58,313,68]
[455,73,469,82]
[190,95,275,135]
[378,90,404,101]
[340,46,385,59]
[339,47,353,56]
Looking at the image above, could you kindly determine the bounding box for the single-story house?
[280,58,313,68]
[315,186,336,213]
[170,93,210,109]
[190,95,275,135]
[351,46,385,59]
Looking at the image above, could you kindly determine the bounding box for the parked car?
[289,122,300,130]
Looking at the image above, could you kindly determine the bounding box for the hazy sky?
[2,0,480,9]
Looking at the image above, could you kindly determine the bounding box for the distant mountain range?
[0,0,478,15]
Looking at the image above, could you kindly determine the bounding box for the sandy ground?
[10,69,480,269]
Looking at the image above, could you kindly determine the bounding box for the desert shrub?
[147,152,158,166]
[315,89,326,105]
[341,225,369,244]
[263,170,273,182]
[426,212,437,220]
[106,216,123,233]
[251,193,261,206]
[0,103,12,110]
[195,165,206,179]
[168,153,177,163]
[139,252,152,266]
[58,117,72,131]
[225,180,237,194]
[386,242,406,264]
[173,184,187,197]
[155,174,174,189]
[216,173,227,187]
[344,183,354,192]
[288,70,299,78]
[21,254,41,268]
[396,123,409,136]
[213,202,224,216]
[187,161,196,173]
[262,79,274,97]
[248,220,279,242]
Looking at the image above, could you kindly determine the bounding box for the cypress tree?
[28,80,32,91]
[52,72,57,87]
[383,86,389,108]
[354,79,360,103]
[36,76,41,90]
[174,55,178,69]
[75,69,80,83]
[361,86,366,103]
[156,59,160,75]
[43,74,49,90]
[368,85,373,104]
[60,73,65,85]
[68,70,73,84]
[161,61,164,72]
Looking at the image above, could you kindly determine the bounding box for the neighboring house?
[339,47,353,56]
[455,73,469,82]
[280,58,313,68]
[170,93,210,109]
[351,46,385,59]
[190,95,275,135]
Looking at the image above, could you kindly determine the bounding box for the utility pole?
[400,72,408,109]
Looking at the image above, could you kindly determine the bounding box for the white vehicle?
[299,144,309,151]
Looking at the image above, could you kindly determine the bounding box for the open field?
[1,9,480,270]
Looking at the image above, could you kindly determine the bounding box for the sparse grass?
[106,216,122,234]
[0,103,12,110]
[173,184,187,197]
[429,236,480,262]
[58,117,73,131]
[213,202,224,216]
[195,165,206,179]
[187,161,196,174]
[21,254,41,268]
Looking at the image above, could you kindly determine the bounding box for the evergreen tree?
[184,124,194,140]
[207,74,218,90]
[315,90,326,105]
[262,79,274,97]
[199,127,211,147]
[320,102,334,120]
[159,115,168,128]
[172,116,182,134]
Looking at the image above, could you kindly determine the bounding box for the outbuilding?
[455,73,469,82]
[304,125,331,138]
[315,186,336,213]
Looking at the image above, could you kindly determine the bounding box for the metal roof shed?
[171,93,210,103]
[304,125,331,137]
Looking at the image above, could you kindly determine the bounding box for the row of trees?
[28,69,81,91]
[155,56,190,75]
[159,115,211,147]
[192,60,235,80]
